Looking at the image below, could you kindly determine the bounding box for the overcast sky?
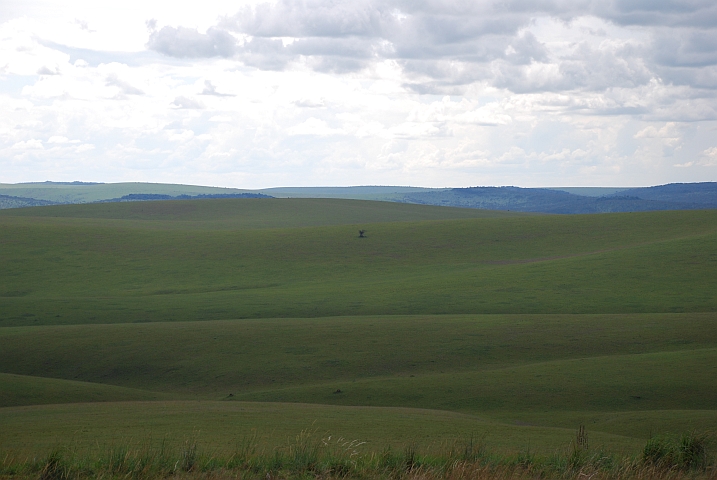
[1,0,716,188]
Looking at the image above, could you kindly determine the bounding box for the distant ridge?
[18,181,104,185]
[0,182,258,206]
[0,181,715,213]
[397,183,717,214]
[0,194,57,209]
[614,183,717,205]
[98,193,272,202]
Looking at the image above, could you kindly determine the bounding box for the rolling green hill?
[0,401,645,457]
[1,314,715,399]
[0,201,715,326]
[1,198,715,462]
[0,373,171,407]
[0,197,523,227]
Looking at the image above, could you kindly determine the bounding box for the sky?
[1,0,717,188]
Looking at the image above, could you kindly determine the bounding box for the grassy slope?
[1,314,715,445]
[1,199,716,456]
[238,348,717,413]
[0,197,521,225]
[1,314,715,398]
[1,202,715,326]
[0,373,171,407]
[0,401,643,457]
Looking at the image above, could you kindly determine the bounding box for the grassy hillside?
[0,373,171,407]
[1,199,715,462]
[0,197,522,227]
[1,314,715,399]
[238,347,717,413]
[0,401,643,457]
[0,201,715,326]
[6,402,712,456]
[0,313,715,448]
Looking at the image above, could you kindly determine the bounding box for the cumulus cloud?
[173,96,204,109]
[106,73,143,95]
[680,146,717,167]
[37,66,60,75]
[47,136,80,144]
[140,0,717,101]
[201,80,233,96]
[4,0,717,187]
[288,117,345,136]
[147,26,237,58]
[12,139,44,150]
[595,0,717,28]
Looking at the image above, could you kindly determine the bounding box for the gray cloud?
[658,65,717,89]
[173,96,204,109]
[106,74,144,95]
[652,29,717,67]
[37,66,60,75]
[201,80,234,96]
[148,26,237,58]
[145,0,717,97]
[227,0,385,37]
[240,37,291,70]
[595,0,717,28]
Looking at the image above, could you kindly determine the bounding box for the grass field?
[0,401,645,456]
[1,200,715,326]
[0,198,715,477]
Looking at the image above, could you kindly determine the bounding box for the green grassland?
[0,373,171,407]
[0,197,521,228]
[0,401,643,457]
[0,198,716,465]
[1,201,715,326]
[1,314,715,399]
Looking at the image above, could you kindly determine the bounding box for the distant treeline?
[97,193,273,202]
[399,182,717,214]
[0,194,57,209]
[0,192,273,209]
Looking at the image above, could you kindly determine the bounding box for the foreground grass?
[1,429,714,479]
[1,314,715,451]
[0,401,644,457]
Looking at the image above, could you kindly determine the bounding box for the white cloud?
[75,143,95,152]
[48,136,80,144]
[288,118,345,136]
[679,146,717,167]
[173,96,204,109]
[1,0,716,187]
[12,139,44,150]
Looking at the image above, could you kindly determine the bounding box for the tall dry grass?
[1,429,714,479]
